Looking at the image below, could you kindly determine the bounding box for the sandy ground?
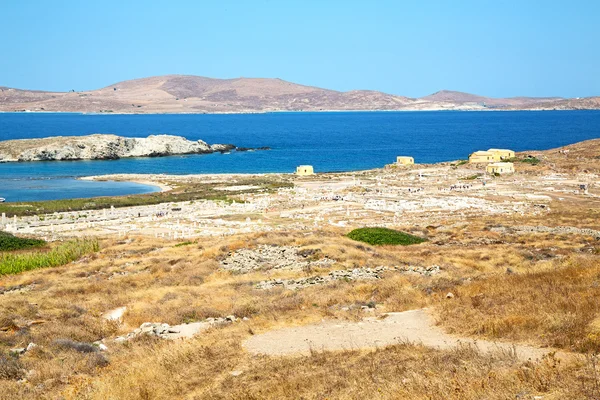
[243,309,567,361]
[80,175,173,192]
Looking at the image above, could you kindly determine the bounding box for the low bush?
[0,238,99,275]
[174,241,194,247]
[54,339,98,353]
[346,227,427,246]
[507,156,541,165]
[520,157,541,165]
[0,231,46,251]
[0,353,24,380]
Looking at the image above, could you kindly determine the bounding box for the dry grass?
[1,199,600,399]
[437,254,600,352]
[51,327,600,400]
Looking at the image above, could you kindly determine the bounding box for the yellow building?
[469,149,515,163]
[486,162,515,175]
[396,156,414,165]
[469,151,495,163]
[296,165,314,176]
[488,149,515,160]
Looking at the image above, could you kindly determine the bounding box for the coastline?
[78,175,174,193]
[1,108,600,116]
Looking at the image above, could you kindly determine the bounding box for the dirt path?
[244,309,568,360]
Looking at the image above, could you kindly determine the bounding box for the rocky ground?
[0,140,599,399]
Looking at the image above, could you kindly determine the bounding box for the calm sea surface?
[0,111,598,201]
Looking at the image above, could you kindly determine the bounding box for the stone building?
[296,165,314,176]
[486,162,515,175]
[469,148,515,163]
[488,149,515,160]
[469,151,495,163]
[396,156,415,165]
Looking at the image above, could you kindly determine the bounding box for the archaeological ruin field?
[1,140,600,399]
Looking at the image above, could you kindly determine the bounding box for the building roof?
[488,148,514,152]
[471,151,494,156]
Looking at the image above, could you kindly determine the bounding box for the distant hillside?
[0,75,597,113]
[422,90,565,108]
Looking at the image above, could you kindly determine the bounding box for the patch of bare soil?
[243,309,568,361]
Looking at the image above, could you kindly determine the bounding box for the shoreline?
[2,108,600,116]
[78,175,173,193]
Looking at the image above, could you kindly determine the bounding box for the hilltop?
[1,75,598,113]
[422,90,565,107]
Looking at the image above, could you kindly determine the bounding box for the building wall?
[471,149,515,163]
[296,165,314,176]
[489,149,515,160]
[396,156,414,165]
[469,152,495,163]
[486,163,515,174]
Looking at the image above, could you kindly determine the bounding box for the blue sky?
[1,0,598,97]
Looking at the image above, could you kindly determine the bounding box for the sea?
[0,110,599,202]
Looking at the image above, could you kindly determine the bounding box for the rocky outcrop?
[0,134,263,162]
[220,245,335,273]
[256,265,441,290]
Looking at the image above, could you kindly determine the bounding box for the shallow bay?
[0,110,598,201]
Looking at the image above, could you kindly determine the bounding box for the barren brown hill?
[517,96,600,110]
[0,75,418,114]
[1,75,598,113]
[422,90,564,108]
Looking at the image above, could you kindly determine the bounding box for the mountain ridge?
[1,75,598,113]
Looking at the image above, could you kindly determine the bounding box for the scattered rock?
[445,292,455,299]
[220,245,335,273]
[93,342,108,351]
[493,225,600,240]
[0,284,36,295]
[102,306,127,321]
[257,265,441,290]
[9,348,26,356]
[116,315,241,342]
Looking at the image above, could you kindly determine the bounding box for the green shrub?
[0,231,46,251]
[346,227,427,246]
[520,157,540,165]
[0,238,99,275]
[507,156,541,165]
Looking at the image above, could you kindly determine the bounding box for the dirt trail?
[244,309,568,360]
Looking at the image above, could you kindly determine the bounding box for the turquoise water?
[0,111,599,201]
[0,178,159,202]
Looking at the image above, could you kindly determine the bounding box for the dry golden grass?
[437,254,600,352]
[1,196,600,399]
[48,326,600,400]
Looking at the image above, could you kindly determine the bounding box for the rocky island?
[0,134,267,162]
